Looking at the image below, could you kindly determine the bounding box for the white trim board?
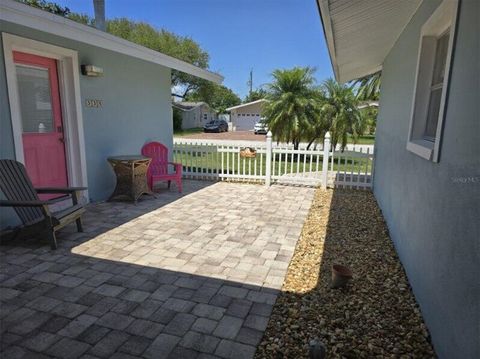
[0,0,223,84]
[226,99,267,111]
[2,33,89,201]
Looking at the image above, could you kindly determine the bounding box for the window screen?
[424,31,449,141]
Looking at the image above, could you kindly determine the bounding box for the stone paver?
[0,180,314,358]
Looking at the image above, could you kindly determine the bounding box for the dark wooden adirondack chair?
[0,159,87,249]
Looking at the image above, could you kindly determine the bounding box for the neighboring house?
[172,101,216,129]
[0,0,222,228]
[318,0,479,358]
[226,99,266,131]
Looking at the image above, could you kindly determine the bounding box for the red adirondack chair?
[141,142,183,193]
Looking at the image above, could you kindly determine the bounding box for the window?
[203,113,208,120]
[424,32,449,141]
[407,0,458,162]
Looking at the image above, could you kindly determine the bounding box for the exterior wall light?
[81,65,103,77]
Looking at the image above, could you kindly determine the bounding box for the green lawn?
[347,134,375,145]
[173,145,373,176]
[173,127,204,137]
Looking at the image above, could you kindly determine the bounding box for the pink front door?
[13,51,68,189]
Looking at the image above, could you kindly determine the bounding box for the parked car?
[203,120,228,133]
[254,119,268,134]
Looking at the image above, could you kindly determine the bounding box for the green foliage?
[244,88,267,103]
[352,72,381,101]
[262,70,364,149]
[320,78,362,149]
[359,106,378,135]
[21,1,213,99]
[106,18,210,98]
[67,12,93,25]
[172,107,183,132]
[263,67,321,149]
[186,83,241,114]
[350,72,381,135]
[18,0,70,15]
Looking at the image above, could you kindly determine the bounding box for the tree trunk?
[306,139,315,150]
[181,84,195,99]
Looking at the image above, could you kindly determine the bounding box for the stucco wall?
[373,1,479,358]
[0,22,173,228]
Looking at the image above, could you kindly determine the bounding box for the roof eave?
[0,0,223,84]
[316,0,341,82]
[316,0,425,83]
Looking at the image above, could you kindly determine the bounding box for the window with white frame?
[407,0,458,162]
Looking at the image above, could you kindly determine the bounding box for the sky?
[54,0,333,99]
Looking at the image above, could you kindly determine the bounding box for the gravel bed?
[255,189,435,358]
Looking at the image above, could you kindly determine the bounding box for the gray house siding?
[178,104,216,129]
[0,22,173,228]
[373,1,479,358]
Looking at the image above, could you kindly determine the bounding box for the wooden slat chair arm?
[35,187,87,194]
[0,196,67,207]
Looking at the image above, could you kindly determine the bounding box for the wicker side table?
[107,155,155,203]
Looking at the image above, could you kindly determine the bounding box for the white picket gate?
[173,132,375,189]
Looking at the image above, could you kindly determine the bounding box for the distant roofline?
[172,101,209,111]
[225,99,267,111]
[0,0,223,84]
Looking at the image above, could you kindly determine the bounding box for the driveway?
[0,180,314,358]
[176,131,266,142]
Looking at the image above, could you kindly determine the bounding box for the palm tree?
[352,72,381,101]
[263,67,320,150]
[320,78,362,149]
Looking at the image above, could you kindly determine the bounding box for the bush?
[173,108,183,132]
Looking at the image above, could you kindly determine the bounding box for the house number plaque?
[85,99,103,108]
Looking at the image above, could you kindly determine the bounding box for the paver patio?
[0,180,314,358]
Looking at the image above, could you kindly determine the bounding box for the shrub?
[173,108,183,132]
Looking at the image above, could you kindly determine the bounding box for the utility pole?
[93,0,106,31]
[247,69,253,96]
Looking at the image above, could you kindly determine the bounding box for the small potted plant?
[240,147,257,158]
[331,264,353,288]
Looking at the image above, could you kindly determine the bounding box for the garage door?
[234,113,259,131]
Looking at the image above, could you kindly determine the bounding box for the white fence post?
[322,132,331,189]
[265,131,272,186]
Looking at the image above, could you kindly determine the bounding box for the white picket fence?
[173,132,375,189]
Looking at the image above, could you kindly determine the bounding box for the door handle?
[59,137,65,143]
